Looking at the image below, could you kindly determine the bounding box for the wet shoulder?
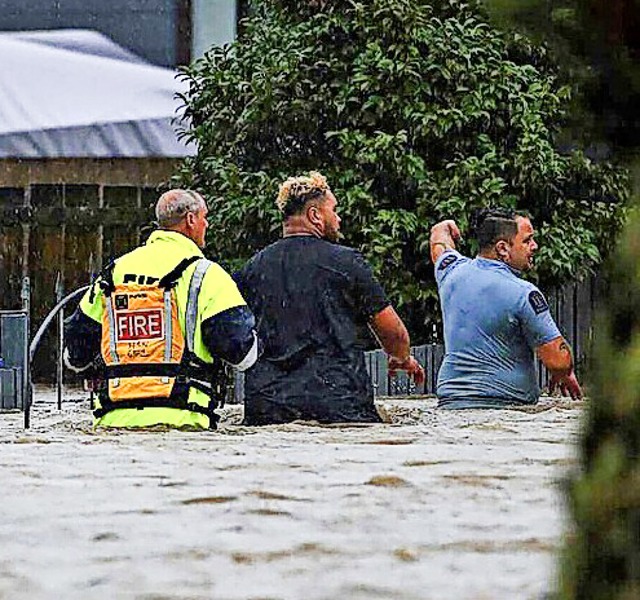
[275,237,354,263]
[242,238,289,270]
[498,270,538,294]
[242,238,365,277]
[514,279,551,315]
[435,250,471,285]
[317,241,374,278]
[491,270,550,313]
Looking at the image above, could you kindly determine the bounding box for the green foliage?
[558,207,640,600]
[174,0,629,339]
[483,0,640,154]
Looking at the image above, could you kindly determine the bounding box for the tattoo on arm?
[559,340,574,371]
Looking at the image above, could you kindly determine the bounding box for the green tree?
[484,0,640,156]
[482,3,640,598]
[174,0,628,339]
[558,209,640,600]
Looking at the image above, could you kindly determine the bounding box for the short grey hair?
[156,189,205,228]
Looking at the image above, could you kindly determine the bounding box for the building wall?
[0,158,180,380]
[192,0,236,59]
[0,0,238,66]
[0,0,177,66]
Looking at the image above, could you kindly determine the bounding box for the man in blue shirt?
[431,209,582,408]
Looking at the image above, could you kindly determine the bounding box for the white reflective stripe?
[232,332,258,372]
[164,289,172,361]
[189,377,212,390]
[185,259,212,353]
[106,297,119,364]
[63,348,92,373]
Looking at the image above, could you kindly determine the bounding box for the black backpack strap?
[94,356,226,430]
[180,353,230,428]
[92,396,220,426]
[158,256,201,289]
[104,363,182,378]
[97,260,117,297]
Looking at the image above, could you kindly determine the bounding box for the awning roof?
[0,30,196,158]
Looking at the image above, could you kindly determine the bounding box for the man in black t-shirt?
[236,171,424,425]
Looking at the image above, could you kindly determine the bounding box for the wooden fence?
[0,183,159,380]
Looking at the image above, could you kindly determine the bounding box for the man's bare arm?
[430,220,462,263]
[537,336,572,375]
[537,336,583,399]
[370,306,409,359]
[370,306,425,384]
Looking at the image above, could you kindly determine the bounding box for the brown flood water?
[0,389,582,600]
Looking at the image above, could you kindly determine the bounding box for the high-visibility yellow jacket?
[78,230,247,429]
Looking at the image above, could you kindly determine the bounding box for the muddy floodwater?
[0,389,583,600]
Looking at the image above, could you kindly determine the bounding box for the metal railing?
[25,282,89,428]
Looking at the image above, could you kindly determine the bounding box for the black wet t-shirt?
[235,236,389,424]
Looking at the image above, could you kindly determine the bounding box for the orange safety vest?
[93,256,227,428]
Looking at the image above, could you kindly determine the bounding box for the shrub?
[558,207,640,599]
[174,0,629,339]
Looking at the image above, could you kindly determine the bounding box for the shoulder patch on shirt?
[528,290,549,315]
[438,254,458,271]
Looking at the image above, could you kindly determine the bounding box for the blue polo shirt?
[435,250,561,409]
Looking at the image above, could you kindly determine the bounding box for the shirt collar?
[474,256,522,277]
[146,229,204,257]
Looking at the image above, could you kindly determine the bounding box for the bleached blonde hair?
[276,171,330,216]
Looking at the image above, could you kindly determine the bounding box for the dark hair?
[471,208,519,250]
[281,187,326,217]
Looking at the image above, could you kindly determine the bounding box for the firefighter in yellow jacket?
[64,189,259,429]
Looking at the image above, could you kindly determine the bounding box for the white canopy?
[0,30,196,158]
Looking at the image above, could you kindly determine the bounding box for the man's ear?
[495,240,510,260]
[307,204,322,227]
